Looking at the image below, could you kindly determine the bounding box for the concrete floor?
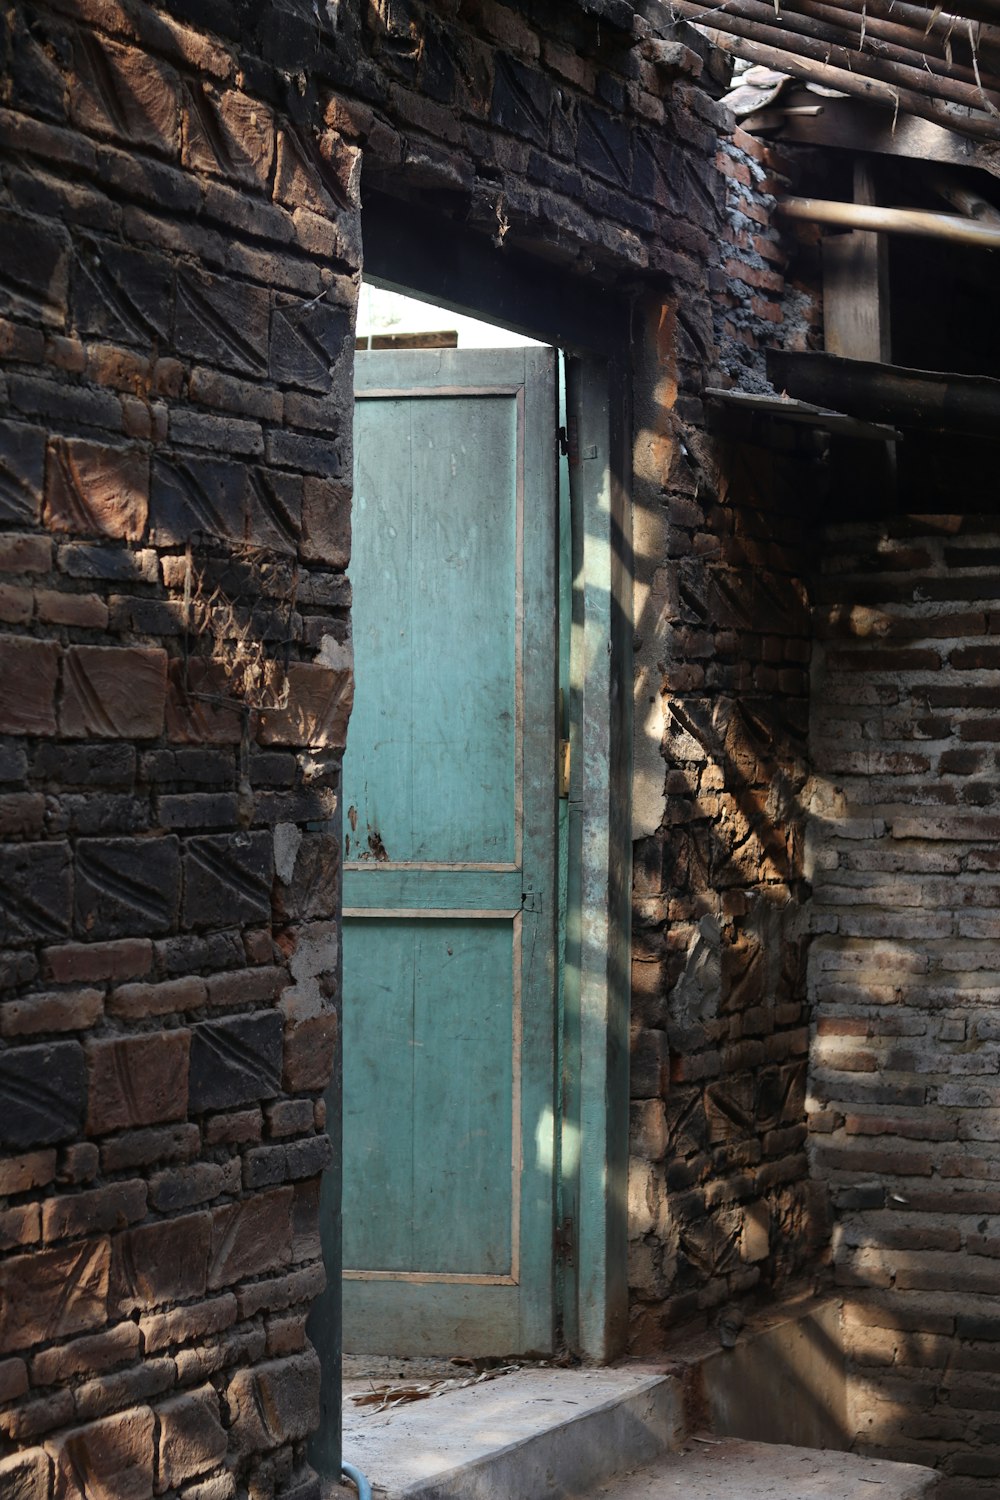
[588,1439,938,1499]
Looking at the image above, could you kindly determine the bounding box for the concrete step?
[582,1437,940,1500]
[339,1366,684,1499]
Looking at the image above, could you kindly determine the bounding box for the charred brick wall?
[0,2,355,1496]
[808,516,1000,1497]
[627,117,827,1351]
[630,405,825,1352]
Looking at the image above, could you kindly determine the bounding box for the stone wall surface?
[808,516,1000,1498]
[0,0,818,1490]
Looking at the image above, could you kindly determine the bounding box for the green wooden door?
[342,347,559,1355]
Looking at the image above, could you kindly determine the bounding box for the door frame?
[311,196,633,1468]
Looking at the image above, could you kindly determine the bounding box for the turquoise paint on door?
[342,347,559,1355]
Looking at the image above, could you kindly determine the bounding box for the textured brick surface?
[110,1213,212,1315]
[60,646,167,740]
[0,1239,109,1352]
[75,836,181,939]
[44,438,149,540]
[628,279,820,1352]
[0,637,59,736]
[86,1032,190,1134]
[0,1041,86,1148]
[182,832,273,928]
[156,1385,227,1490]
[226,1352,320,1453]
[50,1407,155,1500]
[807,519,1000,1492]
[208,1188,293,1290]
[0,420,45,526]
[0,1450,51,1500]
[189,1013,284,1113]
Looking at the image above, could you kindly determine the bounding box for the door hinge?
[554,1217,574,1265]
[559,738,571,799]
[521,889,542,914]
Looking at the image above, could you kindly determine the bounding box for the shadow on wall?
[802,515,1000,1497]
[628,415,833,1353]
[683,1294,851,1452]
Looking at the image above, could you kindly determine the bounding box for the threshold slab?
[338,1365,683,1499]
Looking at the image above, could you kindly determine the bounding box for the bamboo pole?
[790,0,1000,80]
[677,2,1000,111]
[698,26,1000,139]
[873,0,1000,27]
[689,0,997,88]
[779,193,1000,245]
[808,0,1000,40]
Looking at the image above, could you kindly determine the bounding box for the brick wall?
[627,116,828,1350]
[0,2,355,1495]
[809,516,1000,1498]
[630,399,826,1351]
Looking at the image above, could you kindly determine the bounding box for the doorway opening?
[310,213,632,1475]
[341,284,567,1362]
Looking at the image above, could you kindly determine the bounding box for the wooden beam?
[925,166,1000,223]
[823,0,1000,31]
[772,92,1000,178]
[803,0,1000,40]
[705,387,901,440]
[791,0,1000,76]
[768,348,1000,434]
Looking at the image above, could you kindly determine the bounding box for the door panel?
[342,347,558,1355]
[349,392,519,866]
[342,915,514,1276]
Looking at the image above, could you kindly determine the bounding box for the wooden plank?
[784,193,1000,248]
[768,347,1000,433]
[355,331,458,350]
[342,1279,521,1356]
[342,915,516,1278]
[821,163,891,363]
[347,396,414,866]
[346,365,520,867]
[408,390,519,865]
[774,91,1000,178]
[414,918,517,1278]
[342,869,523,909]
[705,388,901,440]
[699,25,1000,139]
[342,920,416,1273]
[361,192,627,357]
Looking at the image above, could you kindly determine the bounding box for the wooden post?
[820,163,895,503]
[821,162,892,362]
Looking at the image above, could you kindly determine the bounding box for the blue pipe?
[341,1460,373,1500]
